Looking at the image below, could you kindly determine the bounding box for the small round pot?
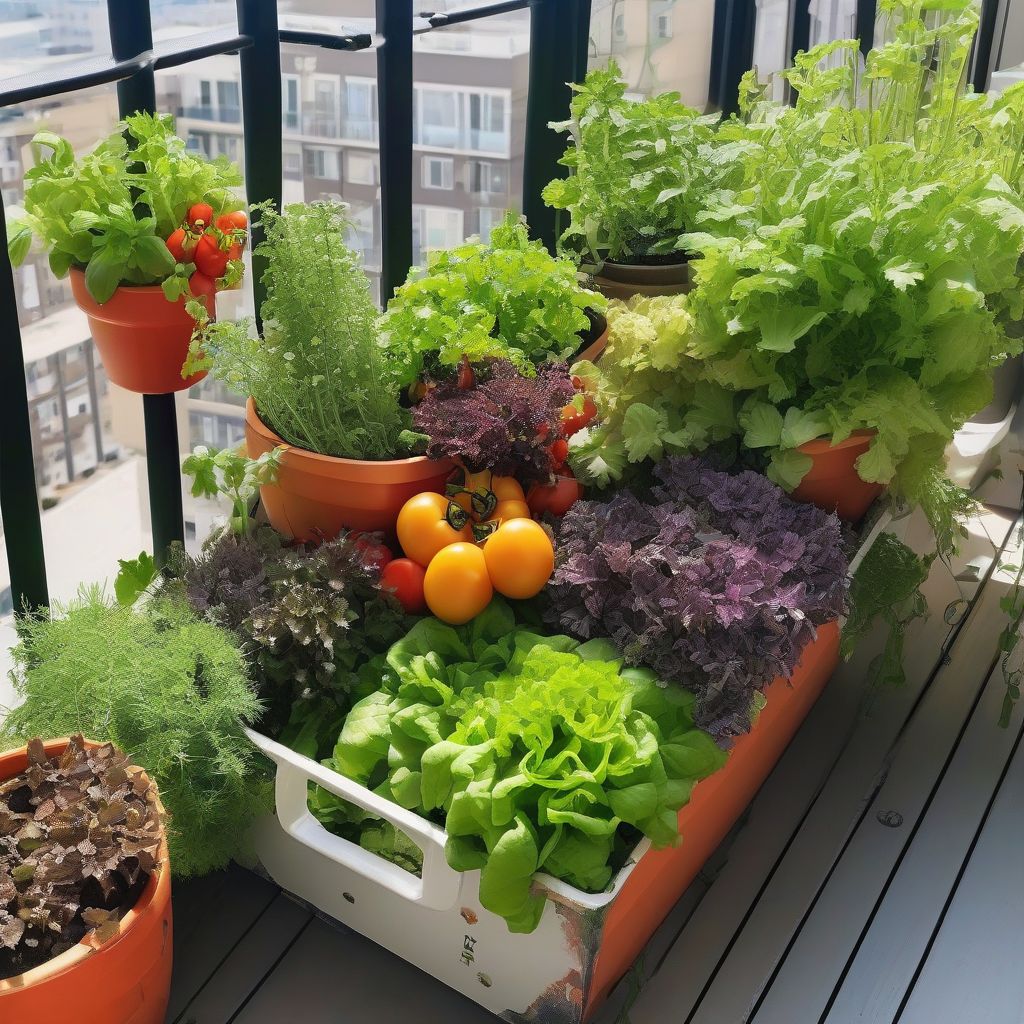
[0,738,172,1024]
[575,308,608,364]
[791,430,887,523]
[70,267,213,394]
[593,259,691,302]
[245,398,455,541]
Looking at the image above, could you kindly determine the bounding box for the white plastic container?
[247,521,886,1021]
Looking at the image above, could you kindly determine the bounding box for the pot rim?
[68,265,172,298]
[798,428,876,456]
[245,398,438,470]
[0,737,169,996]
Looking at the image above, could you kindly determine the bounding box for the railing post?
[107,0,184,564]
[708,0,756,116]
[0,198,49,612]
[856,0,878,58]
[236,0,283,322]
[523,0,592,253]
[376,0,415,303]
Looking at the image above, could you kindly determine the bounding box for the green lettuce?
[311,601,726,932]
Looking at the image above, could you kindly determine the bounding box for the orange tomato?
[483,519,555,600]
[423,542,493,624]
[489,499,531,523]
[396,492,472,567]
[490,476,526,503]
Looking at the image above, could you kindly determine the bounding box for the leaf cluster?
[1,593,265,878]
[543,62,749,264]
[188,202,408,460]
[381,211,604,384]
[410,359,576,484]
[182,444,283,536]
[547,458,850,740]
[160,525,409,738]
[313,600,726,933]
[7,113,242,302]
[571,3,1024,550]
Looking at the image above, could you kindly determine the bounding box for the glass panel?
[588,0,716,109]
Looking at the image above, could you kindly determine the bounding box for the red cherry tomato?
[216,211,248,232]
[456,355,475,390]
[188,271,216,298]
[350,532,393,572]
[581,396,598,425]
[194,233,230,278]
[380,558,427,614]
[166,227,198,263]
[187,202,215,231]
[548,438,569,466]
[227,241,244,260]
[527,473,583,517]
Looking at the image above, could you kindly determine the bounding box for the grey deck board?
[231,916,498,1024]
[899,722,1024,1024]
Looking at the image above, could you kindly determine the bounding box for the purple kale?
[547,457,849,742]
[411,359,576,484]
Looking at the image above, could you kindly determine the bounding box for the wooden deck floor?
[169,504,1024,1024]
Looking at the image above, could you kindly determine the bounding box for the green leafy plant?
[543,62,747,265]
[114,551,158,607]
[183,201,411,460]
[313,600,726,933]
[571,1,1024,550]
[841,533,932,688]
[182,444,283,536]
[0,591,265,877]
[158,524,408,739]
[381,211,605,384]
[6,113,243,302]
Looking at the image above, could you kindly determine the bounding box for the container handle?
[246,729,462,911]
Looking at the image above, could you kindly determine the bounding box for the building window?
[419,88,460,149]
[477,208,504,243]
[283,148,302,179]
[413,206,464,264]
[657,13,672,38]
[187,132,211,158]
[614,13,626,38]
[189,412,245,450]
[217,134,240,162]
[347,201,378,266]
[345,78,378,141]
[282,75,300,131]
[469,161,506,195]
[347,152,379,186]
[422,156,454,190]
[311,76,341,137]
[216,80,240,122]
[199,79,212,108]
[468,93,506,153]
[306,147,340,180]
[184,520,197,542]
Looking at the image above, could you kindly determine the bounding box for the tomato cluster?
[390,476,556,624]
[165,203,248,297]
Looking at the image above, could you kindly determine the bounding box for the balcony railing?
[0,0,817,613]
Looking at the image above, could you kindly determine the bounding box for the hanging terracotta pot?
[592,258,691,302]
[0,737,172,1024]
[70,267,212,394]
[245,398,455,541]
[791,430,886,523]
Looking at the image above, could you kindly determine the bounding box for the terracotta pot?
[575,308,608,363]
[791,430,886,523]
[245,398,455,541]
[70,267,212,394]
[0,738,172,1024]
[592,258,691,301]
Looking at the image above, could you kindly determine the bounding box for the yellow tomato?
[490,476,526,503]
[423,542,493,624]
[489,499,531,523]
[483,518,554,600]
[396,492,472,567]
